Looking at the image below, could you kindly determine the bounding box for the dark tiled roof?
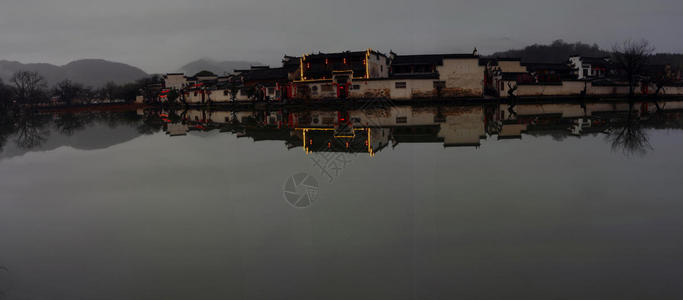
[282,56,301,69]
[442,54,479,59]
[305,65,366,79]
[240,67,291,81]
[391,55,444,66]
[305,50,386,60]
[391,53,479,66]
[581,57,610,67]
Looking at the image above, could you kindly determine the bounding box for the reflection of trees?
[80,111,141,129]
[0,128,11,153]
[550,132,569,142]
[604,104,652,157]
[0,110,148,152]
[138,113,163,135]
[0,136,7,153]
[54,113,87,136]
[57,111,143,134]
[14,111,51,149]
[0,109,16,152]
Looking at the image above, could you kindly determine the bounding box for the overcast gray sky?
[1,0,681,73]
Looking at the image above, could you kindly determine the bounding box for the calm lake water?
[1,101,683,299]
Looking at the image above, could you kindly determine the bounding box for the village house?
[194,71,219,83]
[235,61,299,101]
[523,62,574,82]
[162,73,188,90]
[146,48,683,104]
[292,50,487,100]
[569,56,611,79]
[392,52,486,98]
[299,50,389,81]
[292,49,390,99]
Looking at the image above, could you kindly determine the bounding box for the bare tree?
[611,40,655,99]
[99,81,118,101]
[54,112,87,136]
[54,80,85,105]
[11,71,47,104]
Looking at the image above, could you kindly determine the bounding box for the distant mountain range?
[3,42,680,89]
[0,59,149,88]
[179,59,262,76]
[0,58,264,88]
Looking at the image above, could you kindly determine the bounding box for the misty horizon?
[2,40,681,76]
[2,0,682,73]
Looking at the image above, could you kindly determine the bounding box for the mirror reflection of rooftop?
[132,100,683,157]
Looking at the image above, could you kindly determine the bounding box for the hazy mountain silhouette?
[0,59,148,88]
[180,59,261,76]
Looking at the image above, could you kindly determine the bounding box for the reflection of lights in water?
[0,266,9,294]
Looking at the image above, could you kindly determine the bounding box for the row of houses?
[489,56,683,98]
[141,49,683,104]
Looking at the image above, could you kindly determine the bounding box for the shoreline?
[8,95,683,112]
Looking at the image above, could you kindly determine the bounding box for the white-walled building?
[163,73,187,90]
[569,56,610,79]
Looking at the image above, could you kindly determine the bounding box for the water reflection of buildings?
[146,101,683,156]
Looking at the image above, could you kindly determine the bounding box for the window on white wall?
[395,82,407,89]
